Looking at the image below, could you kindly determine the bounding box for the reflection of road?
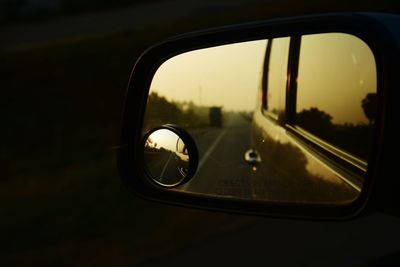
[181,113,253,198]
[146,151,183,185]
[179,112,358,202]
[159,152,173,181]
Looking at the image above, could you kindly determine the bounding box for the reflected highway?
[180,113,254,198]
[146,151,183,186]
[177,112,358,203]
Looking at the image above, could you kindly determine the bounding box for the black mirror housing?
[118,12,400,219]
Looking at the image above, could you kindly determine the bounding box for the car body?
[249,32,374,205]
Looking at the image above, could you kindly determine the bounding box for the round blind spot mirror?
[143,125,198,188]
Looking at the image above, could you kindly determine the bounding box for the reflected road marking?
[160,152,173,182]
[197,129,227,172]
[182,129,227,190]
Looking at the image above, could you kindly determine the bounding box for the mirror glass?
[143,33,377,205]
[143,128,190,187]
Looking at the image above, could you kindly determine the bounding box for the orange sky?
[150,33,376,124]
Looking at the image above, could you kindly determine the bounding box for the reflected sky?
[150,34,376,125]
[150,40,267,111]
[146,129,180,151]
[145,34,376,203]
[297,33,376,124]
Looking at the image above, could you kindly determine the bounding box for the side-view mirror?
[118,13,400,219]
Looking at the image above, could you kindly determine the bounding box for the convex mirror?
[143,125,198,187]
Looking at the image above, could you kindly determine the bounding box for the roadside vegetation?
[143,92,210,133]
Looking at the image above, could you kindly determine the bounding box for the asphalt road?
[146,151,182,185]
[181,113,254,198]
[178,113,357,204]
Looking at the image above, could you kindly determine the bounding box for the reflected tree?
[296,107,333,137]
[144,92,209,133]
[145,92,181,122]
[296,105,374,160]
[362,93,377,125]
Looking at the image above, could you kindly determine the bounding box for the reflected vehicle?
[209,106,223,127]
[248,33,376,204]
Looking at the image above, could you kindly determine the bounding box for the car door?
[252,32,377,205]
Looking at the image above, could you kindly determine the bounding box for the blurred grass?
[0,14,256,266]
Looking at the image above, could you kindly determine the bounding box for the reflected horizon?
[150,40,267,112]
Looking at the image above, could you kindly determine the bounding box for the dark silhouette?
[144,92,182,127]
[144,92,211,132]
[296,106,374,160]
[296,107,333,137]
[362,93,377,125]
[209,106,223,127]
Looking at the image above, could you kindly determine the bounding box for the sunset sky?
[150,40,267,112]
[150,33,376,124]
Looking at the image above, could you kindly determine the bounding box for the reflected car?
[247,33,376,204]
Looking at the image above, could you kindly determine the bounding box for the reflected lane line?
[197,129,227,172]
[181,129,227,190]
[160,152,173,182]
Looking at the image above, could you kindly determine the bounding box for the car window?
[296,33,377,160]
[264,37,290,119]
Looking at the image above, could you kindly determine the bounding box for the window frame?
[261,33,370,184]
[261,38,290,123]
